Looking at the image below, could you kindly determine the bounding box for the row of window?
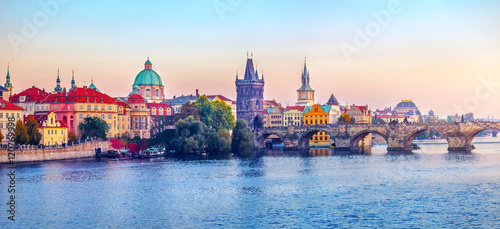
[0,113,20,119]
[79,113,115,120]
[304,120,327,125]
[78,105,114,111]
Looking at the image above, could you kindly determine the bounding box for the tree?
[253,116,263,130]
[194,96,213,127]
[210,100,235,131]
[0,130,4,144]
[78,117,109,139]
[26,116,42,145]
[174,101,199,122]
[170,116,205,153]
[204,128,231,153]
[14,119,29,145]
[231,119,254,152]
[68,131,78,143]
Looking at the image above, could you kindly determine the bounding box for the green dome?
[145,60,152,65]
[134,69,163,86]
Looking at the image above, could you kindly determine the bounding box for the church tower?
[54,67,63,92]
[235,52,264,129]
[4,63,13,97]
[296,58,314,106]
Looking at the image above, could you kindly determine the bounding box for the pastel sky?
[1,0,499,118]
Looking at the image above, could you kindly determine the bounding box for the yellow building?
[303,104,331,146]
[33,112,68,146]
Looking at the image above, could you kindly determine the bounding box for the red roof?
[128,94,145,103]
[10,86,49,103]
[263,109,269,114]
[264,100,281,107]
[285,106,305,112]
[39,87,116,104]
[0,98,24,110]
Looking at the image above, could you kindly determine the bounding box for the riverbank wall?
[0,140,111,164]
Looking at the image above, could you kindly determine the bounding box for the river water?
[1,137,499,228]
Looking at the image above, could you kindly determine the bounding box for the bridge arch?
[350,130,388,150]
[405,127,449,149]
[254,131,286,149]
[297,128,335,149]
[464,124,500,147]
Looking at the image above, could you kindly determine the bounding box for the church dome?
[396,100,416,108]
[133,58,163,86]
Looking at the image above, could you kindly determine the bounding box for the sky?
[1,0,499,119]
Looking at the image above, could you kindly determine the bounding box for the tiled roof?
[128,94,145,103]
[10,86,49,103]
[40,87,115,104]
[0,98,24,110]
[285,106,306,112]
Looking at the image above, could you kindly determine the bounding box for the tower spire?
[5,62,13,97]
[70,69,76,90]
[54,67,62,92]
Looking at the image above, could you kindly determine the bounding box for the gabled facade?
[304,104,331,146]
[28,111,68,145]
[263,106,283,128]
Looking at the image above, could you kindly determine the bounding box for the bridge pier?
[334,136,351,151]
[447,134,472,153]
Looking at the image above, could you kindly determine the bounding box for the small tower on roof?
[70,69,76,91]
[54,67,63,92]
[4,63,13,97]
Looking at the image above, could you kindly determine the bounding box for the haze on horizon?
[1,0,499,118]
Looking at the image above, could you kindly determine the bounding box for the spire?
[54,67,63,92]
[4,62,12,88]
[242,52,259,81]
[326,93,339,106]
[297,57,314,92]
[70,69,76,90]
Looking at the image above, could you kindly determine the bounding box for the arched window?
[156,89,159,98]
[146,89,151,97]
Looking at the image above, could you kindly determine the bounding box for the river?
[1,137,499,228]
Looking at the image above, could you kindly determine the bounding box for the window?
[0,113,3,118]
[11,113,14,118]
[123,125,125,129]
[101,114,105,119]
[108,114,112,119]
[79,114,83,119]
[94,105,98,111]
[146,89,151,97]
[87,105,91,110]
[128,125,130,129]
[101,106,105,111]
[79,105,83,110]
[108,106,112,111]
[0,123,3,128]
[156,89,159,97]
[108,123,112,128]
[135,117,138,121]
[55,130,57,135]
[87,114,91,117]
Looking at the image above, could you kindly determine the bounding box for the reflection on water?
[2,142,500,228]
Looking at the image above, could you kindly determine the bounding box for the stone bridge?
[254,122,500,152]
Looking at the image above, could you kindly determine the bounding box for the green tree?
[174,101,200,122]
[68,131,78,143]
[231,119,254,152]
[26,116,42,145]
[204,128,231,152]
[170,116,205,153]
[194,96,213,127]
[14,119,29,145]
[210,100,235,131]
[78,116,109,139]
